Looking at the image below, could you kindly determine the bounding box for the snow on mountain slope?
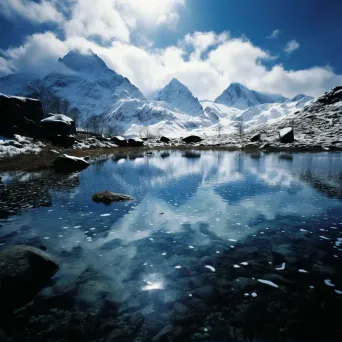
[154,78,203,116]
[238,95,313,129]
[215,82,287,109]
[257,86,342,145]
[0,73,38,96]
[107,98,214,137]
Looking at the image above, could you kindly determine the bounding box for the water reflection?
[0,151,342,341]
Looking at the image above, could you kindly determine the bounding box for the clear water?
[1,150,342,341]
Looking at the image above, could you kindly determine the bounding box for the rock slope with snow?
[215,82,287,109]
[253,86,342,147]
[153,78,203,116]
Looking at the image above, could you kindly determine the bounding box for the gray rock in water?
[53,154,89,172]
[279,127,294,143]
[173,302,188,314]
[92,190,134,204]
[0,245,59,312]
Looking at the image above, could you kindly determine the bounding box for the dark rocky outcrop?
[159,136,170,143]
[250,133,261,142]
[53,154,89,172]
[127,138,144,147]
[279,127,294,143]
[0,94,44,137]
[182,135,203,144]
[92,190,134,204]
[110,136,128,146]
[0,245,59,312]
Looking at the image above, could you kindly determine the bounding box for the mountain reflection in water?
[0,151,342,341]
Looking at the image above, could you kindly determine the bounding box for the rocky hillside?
[253,86,342,147]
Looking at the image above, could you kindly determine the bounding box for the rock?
[260,142,270,149]
[279,127,294,143]
[173,302,188,314]
[50,134,75,148]
[182,135,203,144]
[96,135,110,142]
[40,114,76,138]
[160,136,170,143]
[92,190,134,204]
[110,136,127,146]
[53,154,89,172]
[0,245,59,312]
[194,286,214,299]
[127,138,144,147]
[0,94,44,137]
[193,332,204,340]
[250,133,261,142]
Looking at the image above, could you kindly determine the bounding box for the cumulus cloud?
[284,40,300,54]
[267,29,281,39]
[0,0,64,24]
[1,30,341,100]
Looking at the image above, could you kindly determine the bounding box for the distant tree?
[215,123,223,138]
[236,115,244,142]
[138,126,155,139]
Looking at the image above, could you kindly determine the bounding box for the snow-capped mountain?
[154,78,203,116]
[215,82,287,109]
[42,50,145,117]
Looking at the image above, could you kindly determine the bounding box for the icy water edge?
[1,150,342,341]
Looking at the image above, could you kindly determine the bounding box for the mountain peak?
[155,78,203,116]
[215,82,287,109]
[58,49,110,74]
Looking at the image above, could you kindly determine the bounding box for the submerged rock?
[92,190,134,204]
[0,245,59,312]
[53,154,89,172]
[279,127,294,143]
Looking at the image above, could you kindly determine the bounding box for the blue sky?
[0,0,341,100]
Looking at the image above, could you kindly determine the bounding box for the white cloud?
[284,40,300,54]
[1,30,341,100]
[0,0,64,24]
[63,0,131,43]
[267,29,281,39]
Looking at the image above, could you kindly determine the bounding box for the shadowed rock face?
[0,245,59,313]
[182,135,203,144]
[0,94,44,137]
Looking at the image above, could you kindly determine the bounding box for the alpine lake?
[1,150,342,341]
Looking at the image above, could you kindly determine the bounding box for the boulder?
[0,93,44,137]
[127,138,144,147]
[40,114,76,137]
[92,190,134,204]
[250,133,261,142]
[53,154,89,172]
[182,135,203,144]
[110,136,128,146]
[50,135,75,148]
[0,245,59,312]
[279,127,294,143]
[159,136,170,143]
